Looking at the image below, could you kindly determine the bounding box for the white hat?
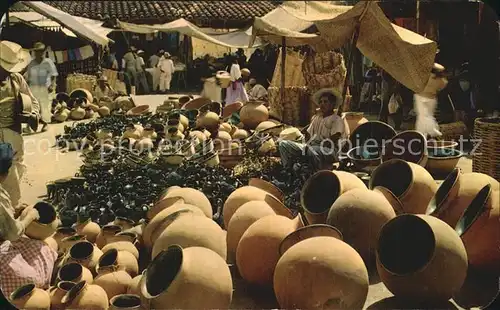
[312,88,342,106]
[137,50,145,55]
[0,41,31,73]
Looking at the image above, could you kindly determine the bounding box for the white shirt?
[230,64,242,82]
[307,113,347,142]
[135,56,145,72]
[158,57,175,74]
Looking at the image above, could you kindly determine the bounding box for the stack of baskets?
[472,117,500,181]
[302,51,347,94]
[66,74,96,95]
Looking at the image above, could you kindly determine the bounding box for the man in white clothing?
[135,50,149,94]
[158,52,175,93]
[149,49,163,93]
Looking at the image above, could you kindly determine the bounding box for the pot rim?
[426,168,461,216]
[68,241,95,261]
[347,146,382,163]
[455,184,492,237]
[373,186,405,215]
[58,262,84,282]
[109,294,142,309]
[56,281,77,292]
[279,224,343,256]
[9,283,36,301]
[427,148,463,160]
[300,170,343,215]
[369,159,415,199]
[61,280,88,305]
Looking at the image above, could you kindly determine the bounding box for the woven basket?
[268,86,314,126]
[302,51,345,76]
[473,117,500,181]
[66,74,96,94]
[439,121,468,142]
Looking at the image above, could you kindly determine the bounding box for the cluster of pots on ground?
[10,161,500,309]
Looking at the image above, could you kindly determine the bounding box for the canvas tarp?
[252,1,438,93]
[117,19,265,48]
[22,1,113,46]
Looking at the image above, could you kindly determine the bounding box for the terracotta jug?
[161,187,213,218]
[102,232,139,257]
[112,217,135,230]
[49,281,76,310]
[97,248,139,278]
[144,205,205,249]
[232,129,249,140]
[382,130,428,166]
[52,227,76,249]
[248,178,285,202]
[141,245,232,309]
[239,100,269,129]
[25,202,59,240]
[236,214,304,287]
[110,294,144,310]
[9,283,50,310]
[376,214,467,301]
[152,210,227,260]
[343,112,368,134]
[326,188,397,269]
[370,159,438,214]
[274,227,369,309]
[373,186,404,215]
[199,111,220,131]
[96,225,123,249]
[223,186,277,228]
[61,281,109,310]
[301,170,367,224]
[94,265,133,300]
[67,241,103,274]
[146,196,185,221]
[59,234,86,254]
[74,218,101,243]
[456,184,500,272]
[127,271,145,296]
[58,262,94,284]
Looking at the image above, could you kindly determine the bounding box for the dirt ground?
[19,95,477,309]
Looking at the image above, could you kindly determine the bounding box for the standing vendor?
[158,52,175,94]
[225,57,248,105]
[0,41,40,207]
[24,42,58,132]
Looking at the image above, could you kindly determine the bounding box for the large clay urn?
[59,234,86,254]
[152,211,227,260]
[97,248,139,278]
[376,214,468,301]
[236,215,304,287]
[49,281,76,310]
[102,232,140,261]
[52,227,76,249]
[25,202,59,240]
[370,159,438,214]
[74,218,101,243]
[239,100,269,129]
[301,170,367,224]
[9,283,50,310]
[67,241,103,274]
[141,245,232,309]
[95,225,123,249]
[110,294,144,310]
[248,178,285,202]
[161,187,213,218]
[61,281,109,310]
[58,262,94,284]
[326,188,397,269]
[274,226,369,309]
[343,112,368,134]
[94,253,133,299]
[146,196,185,220]
[456,184,500,272]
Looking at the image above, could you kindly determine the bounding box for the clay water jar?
[274,226,369,309]
[74,218,101,243]
[98,247,139,277]
[141,245,232,309]
[147,196,185,220]
[301,170,367,224]
[376,214,468,301]
[9,283,50,310]
[25,202,59,240]
[127,271,145,296]
[239,100,269,129]
[326,188,397,269]
[96,225,123,249]
[112,217,135,230]
[370,159,438,214]
[58,262,94,284]
[232,128,249,140]
[67,241,103,274]
[248,178,285,202]
[61,281,109,310]
[49,281,76,310]
[427,168,499,228]
[456,184,500,272]
[382,130,428,166]
[94,254,133,299]
[110,294,144,310]
[189,130,208,144]
[152,210,227,260]
[102,232,140,261]
[373,186,404,215]
[59,234,86,254]
[343,112,368,134]
[161,187,213,218]
[199,111,220,131]
[53,227,77,249]
[236,214,304,287]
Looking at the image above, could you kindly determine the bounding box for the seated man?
[93,75,116,103]
[278,89,347,171]
[246,78,268,101]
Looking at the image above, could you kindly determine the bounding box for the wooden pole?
[416,0,420,33]
[337,24,361,116]
[280,37,286,104]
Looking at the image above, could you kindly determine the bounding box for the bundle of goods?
[270,48,307,88]
[268,86,314,126]
[302,51,347,97]
[66,73,97,95]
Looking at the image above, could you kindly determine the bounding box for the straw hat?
[0,41,31,73]
[279,127,304,142]
[32,42,46,51]
[164,52,171,58]
[312,88,341,106]
[241,68,250,76]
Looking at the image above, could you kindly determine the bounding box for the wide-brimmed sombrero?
[0,41,31,73]
[311,88,342,106]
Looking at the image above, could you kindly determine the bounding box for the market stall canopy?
[252,1,438,93]
[116,18,265,49]
[8,11,77,37]
[22,1,114,46]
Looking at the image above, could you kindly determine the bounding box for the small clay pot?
[94,263,133,300]
[74,218,101,243]
[382,130,428,166]
[58,262,94,284]
[61,281,109,310]
[97,248,139,278]
[53,227,77,249]
[240,100,269,129]
[96,225,123,249]
[59,234,86,254]
[49,281,76,310]
[102,232,140,261]
[25,202,59,240]
[9,283,50,310]
[66,241,103,274]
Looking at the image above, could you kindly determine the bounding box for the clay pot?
[301,170,367,225]
[58,262,94,284]
[370,159,438,214]
[74,218,101,243]
[148,196,185,220]
[102,232,140,261]
[199,111,220,131]
[110,294,144,310]
[112,217,135,230]
[162,187,213,218]
[59,234,86,254]
[98,247,139,277]
[61,281,109,310]
[122,124,142,140]
[376,214,468,301]
[343,112,368,134]
[326,188,396,269]
[152,211,227,260]
[53,227,77,249]
[373,186,404,215]
[425,147,463,177]
[257,135,276,154]
[67,241,103,274]
[54,109,69,122]
[9,283,50,310]
[274,229,369,309]
[240,100,269,129]
[25,202,59,240]
[96,225,123,249]
[70,106,86,120]
[189,130,207,144]
[219,122,232,133]
[49,281,76,310]
[382,130,428,166]
[427,169,499,228]
[232,129,249,140]
[127,271,144,296]
[236,215,304,287]
[44,236,58,253]
[94,262,133,299]
[456,184,500,272]
[141,245,232,309]
[248,178,285,202]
